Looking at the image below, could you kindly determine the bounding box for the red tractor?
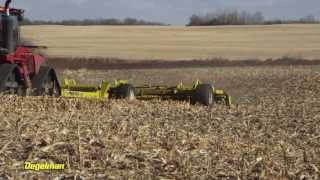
[0,0,60,96]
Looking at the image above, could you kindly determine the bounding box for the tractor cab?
[0,5,23,54]
[0,1,60,96]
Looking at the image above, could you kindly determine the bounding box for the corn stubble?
[0,66,319,179]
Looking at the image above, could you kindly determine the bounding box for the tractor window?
[12,16,19,48]
[0,15,2,44]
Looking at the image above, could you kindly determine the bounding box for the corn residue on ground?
[0,65,319,179]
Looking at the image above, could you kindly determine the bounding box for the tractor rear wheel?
[0,64,23,95]
[32,66,61,96]
[194,84,214,106]
[115,84,135,100]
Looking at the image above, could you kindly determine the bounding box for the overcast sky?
[11,0,320,25]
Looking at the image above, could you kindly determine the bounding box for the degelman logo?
[24,162,65,171]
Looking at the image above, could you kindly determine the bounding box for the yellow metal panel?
[215,89,225,95]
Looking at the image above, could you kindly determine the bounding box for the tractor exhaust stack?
[5,0,12,15]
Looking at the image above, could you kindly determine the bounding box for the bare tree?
[300,14,317,23]
[188,10,265,26]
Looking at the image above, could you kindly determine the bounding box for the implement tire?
[194,84,214,106]
[32,66,61,96]
[115,84,135,101]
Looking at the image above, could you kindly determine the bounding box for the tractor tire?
[194,84,214,106]
[31,66,61,96]
[115,84,135,100]
[0,64,23,95]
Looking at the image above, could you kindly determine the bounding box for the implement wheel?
[115,84,135,100]
[194,84,214,106]
[0,64,24,95]
[32,66,61,96]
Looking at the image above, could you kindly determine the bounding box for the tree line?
[187,10,319,26]
[21,18,168,26]
[21,10,319,26]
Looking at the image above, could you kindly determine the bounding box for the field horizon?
[22,24,320,60]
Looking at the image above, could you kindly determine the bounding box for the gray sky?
[11,0,320,25]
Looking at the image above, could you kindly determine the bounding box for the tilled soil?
[0,65,319,179]
[49,57,320,70]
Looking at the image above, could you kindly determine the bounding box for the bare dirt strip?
[48,57,320,70]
